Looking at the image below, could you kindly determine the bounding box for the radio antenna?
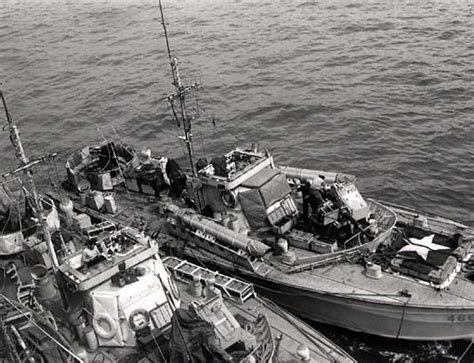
[158,0,200,176]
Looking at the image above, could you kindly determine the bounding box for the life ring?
[128,308,150,332]
[221,190,237,209]
[92,314,117,340]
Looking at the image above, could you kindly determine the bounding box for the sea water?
[1,0,473,361]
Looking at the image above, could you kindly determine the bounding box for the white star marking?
[399,234,450,261]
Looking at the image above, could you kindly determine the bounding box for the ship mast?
[158,0,200,176]
[0,90,60,271]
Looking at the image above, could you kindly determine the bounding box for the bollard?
[296,344,311,361]
[187,274,203,297]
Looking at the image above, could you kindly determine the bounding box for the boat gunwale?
[184,244,474,310]
[286,199,398,272]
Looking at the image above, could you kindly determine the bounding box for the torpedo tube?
[167,205,270,257]
[278,166,355,184]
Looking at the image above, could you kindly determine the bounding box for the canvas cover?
[397,248,450,267]
[90,259,173,347]
[395,228,456,267]
[170,308,229,363]
[260,173,291,207]
[238,169,292,229]
[91,290,123,347]
[238,189,268,229]
[0,181,26,233]
[0,231,24,255]
[241,168,279,189]
[389,227,462,285]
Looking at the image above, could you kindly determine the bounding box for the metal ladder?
[162,256,254,304]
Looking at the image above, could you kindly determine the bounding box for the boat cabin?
[59,227,180,348]
[191,148,297,234]
[189,148,373,250]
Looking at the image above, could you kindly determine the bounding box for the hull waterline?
[247,276,474,341]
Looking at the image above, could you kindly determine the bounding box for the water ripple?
[1,0,473,360]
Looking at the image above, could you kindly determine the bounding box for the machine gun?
[314,183,374,243]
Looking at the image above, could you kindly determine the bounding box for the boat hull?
[168,197,474,341]
[165,217,474,341]
[233,272,474,341]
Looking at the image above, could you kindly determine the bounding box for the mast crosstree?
[158,0,201,176]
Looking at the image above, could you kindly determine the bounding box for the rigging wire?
[16,198,22,251]
[168,103,189,162]
[0,294,83,362]
[0,180,18,234]
[457,340,473,363]
[143,264,192,363]
[395,295,411,340]
[192,85,208,160]
[1,203,12,234]
[96,127,114,172]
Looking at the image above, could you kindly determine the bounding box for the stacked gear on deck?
[66,143,135,192]
[66,142,186,198]
[390,226,469,285]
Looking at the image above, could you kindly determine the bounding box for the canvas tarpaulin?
[89,259,173,347]
[170,308,230,363]
[241,168,279,189]
[238,188,267,230]
[395,228,457,267]
[260,173,291,207]
[0,231,24,255]
[0,181,26,233]
[91,290,124,347]
[238,168,292,229]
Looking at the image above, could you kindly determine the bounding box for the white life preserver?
[221,190,237,209]
[92,313,117,340]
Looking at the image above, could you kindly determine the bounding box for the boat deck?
[49,189,355,361]
[270,257,474,307]
[173,261,354,362]
[85,190,474,309]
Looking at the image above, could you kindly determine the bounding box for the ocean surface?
[1,0,473,361]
